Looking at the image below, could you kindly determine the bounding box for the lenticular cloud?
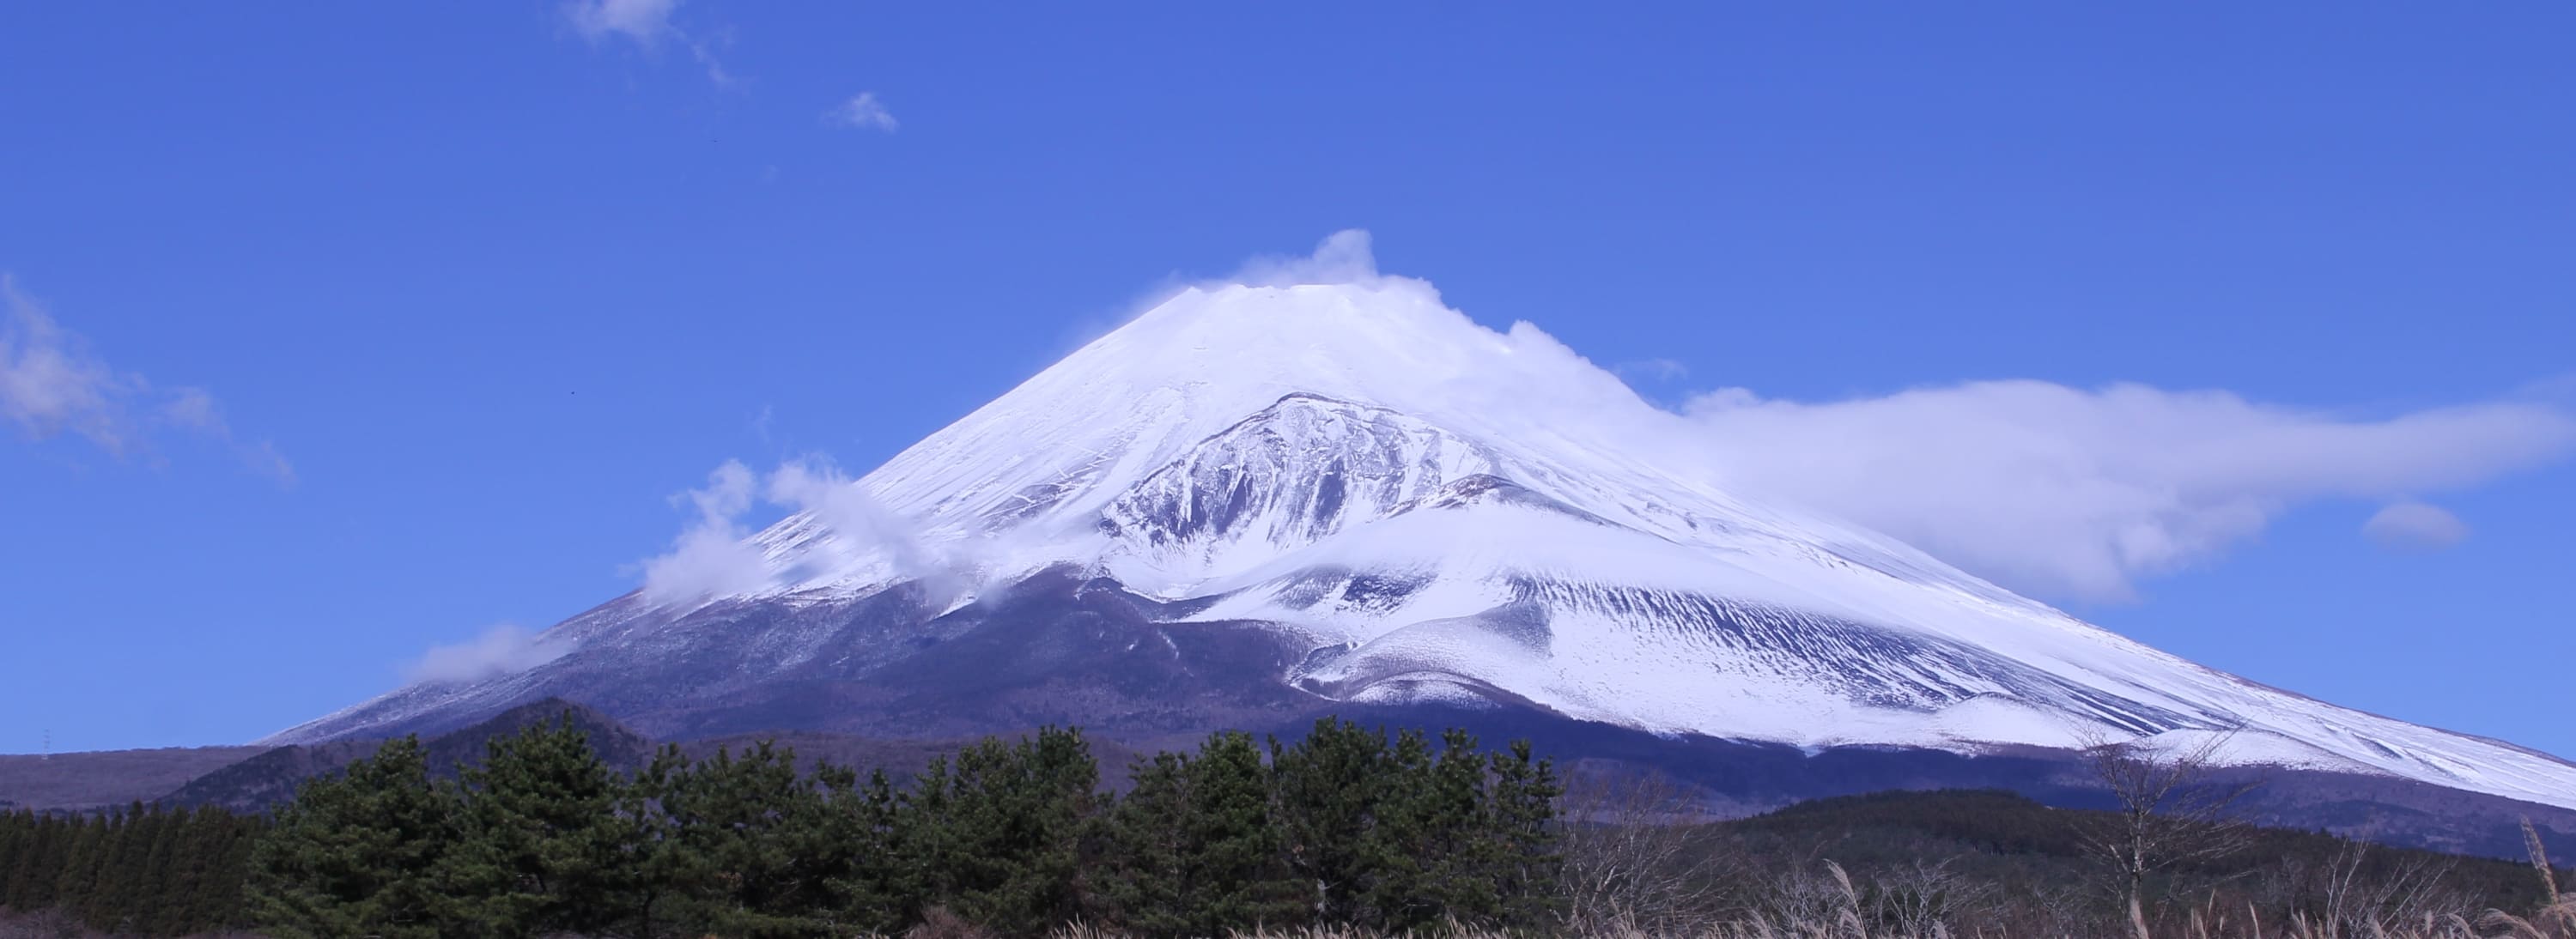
[1681,382,2569,599]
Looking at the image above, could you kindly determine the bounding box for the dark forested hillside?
[0,803,261,936]
[8,712,2576,938]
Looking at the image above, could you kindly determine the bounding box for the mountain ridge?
[264,279,2576,817]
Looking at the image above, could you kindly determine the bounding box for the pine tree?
[907,726,1100,934]
[8,812,69,912]
[1352,728,1445,930]
[200,809,263,931]
[248,735,455,939]
[792,758,878,935]
[1271,718,1393,925]
[1151,730,1308,935]
[1098,750,1194,933]
[93,801,169,933]
[438,713,629,937]
[134,804,185,936]
[829,767,908,934]
[0,809,25,911]
[609,743,691,939]
[1484,737,1566,928]
[52,809,107,924]
[655,740,839,936]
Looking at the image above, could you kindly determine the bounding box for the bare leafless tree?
[2306,838,2466,936]
[1865,857,1996,937]
[1553,768,1735,933]
[2072,726,2265,926]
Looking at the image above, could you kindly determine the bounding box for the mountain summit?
[271,272,2576,815]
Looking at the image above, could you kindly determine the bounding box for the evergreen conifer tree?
[1271,718,1392,925]
[907,726,1099,934]
[248,735,455,939]
[1098,750,1194,932]
[437,714,629,937]
[608,743,690,939]
[1171,730,1307,934]
[656,740,839,936]
[1484,737,1566,927]
[829,767,908,934]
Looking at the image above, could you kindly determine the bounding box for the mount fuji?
[269,263,2576,828]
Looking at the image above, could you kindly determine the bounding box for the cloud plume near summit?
[1683,383,2569,599]
[1224,233,2576,601]
[637,457,948,605]
[631,231,2576,606]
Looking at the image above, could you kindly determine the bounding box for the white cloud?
[404,624,571,685]
[3,276,140,452]
[1682,382,2574,600]
[1177,232,2576,602]
[1230,229,1383,288]
[637,460,771,603]
[2364,501,2470,552]
[568,0,678,45]
[767,457,934,574]
[830,92,900,132]
[565,0,734,86]
[636,457,951,605]
[623,233,2576,610]
[1,276,293,484]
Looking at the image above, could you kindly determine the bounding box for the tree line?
[242,715,1559,938]
[0,801,259,935]
[14,715,2576,938]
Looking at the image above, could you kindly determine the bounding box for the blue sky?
[2,4,2569,755]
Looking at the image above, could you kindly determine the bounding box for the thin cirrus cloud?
[1682,382,2573,601]
[0,276,294,485]
[829,92,900,132]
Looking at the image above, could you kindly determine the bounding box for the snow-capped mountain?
[270,276,2576,814]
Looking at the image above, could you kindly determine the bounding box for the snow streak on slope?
[272,275,2576,813]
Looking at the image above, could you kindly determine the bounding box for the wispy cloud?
[2364,500,2471,552]
[829,92,899,132]
[636,460,771,603]
[567,0,677,45]
[1683,383,2573,600]
[0,276,293,484]
[634,456,951,605]
[404,624,571,685]
[565,0,734,86]
[1230,229,1383,288]
[766,457,939,575]
[1615,358,1690,384]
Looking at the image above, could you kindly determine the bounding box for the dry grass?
[1042,901,2576,938]
[0,907,259,939]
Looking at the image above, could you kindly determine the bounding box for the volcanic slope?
[269,276,2576,812]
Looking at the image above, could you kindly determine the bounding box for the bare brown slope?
[0,747,264,812]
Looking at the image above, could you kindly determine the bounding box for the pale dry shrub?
[910,906,1001,939]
